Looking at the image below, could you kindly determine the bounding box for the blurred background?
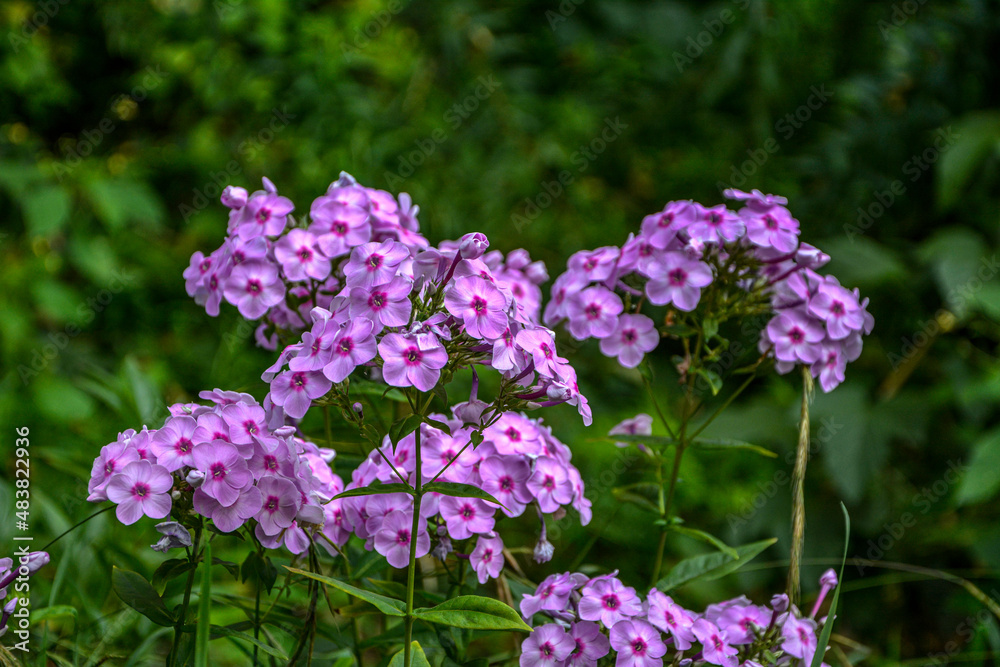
[1,0,999,664]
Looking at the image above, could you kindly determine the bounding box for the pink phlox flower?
[274,228,331,281]
[350,276,413,332]
[192,441,254,507]
[646,589,696,650]
[149,415,198,472]
[470,534,505,584]
[685,204,745,245]
[236,191,293,239]
[579,577,642,628]
[378,332,448,392]
[565,285,623,340]
[643,251,713,311]
[520,623,576,667]
[439,496,496,540]
[566,621,611,667]
[88,438,141,501]
[445,275,510,340]
[106,460,173,525]
[344,239,410,288]
[323,318,378,383]
[609,619,667,667]
[373,509,429,568]
[600,314,659,368]
[223,259,285,320]
[692,618,739,667]
[609,413,653,449]
[255,476,302,536]
[479,456,532,517]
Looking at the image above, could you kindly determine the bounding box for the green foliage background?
[1,0,999,664]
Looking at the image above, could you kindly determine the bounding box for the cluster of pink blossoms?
[544,189,873,391]
[185,174,590,424]
[323,400,590,581]
[519,569,839,667]
[87,390,346,554]
[183,174,429,346]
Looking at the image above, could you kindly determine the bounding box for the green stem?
[686,373,757,442]
[253,581,261,667]
[169,523,202,667]
[404,413,424,667]
[40,505,112,551]
[787,367,813,606]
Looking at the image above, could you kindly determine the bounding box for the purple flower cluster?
[324,403,590,580]
[184,174,430,344]
[87,390,345,554]
[519,569,838,667]
[544,189,873,391]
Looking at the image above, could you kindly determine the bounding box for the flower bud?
[151,522,193,553]
[23,551,49,575]
[459,232,489,259]
[770,593,789,613]
[297,505,325,526]
[819,568,838,589]
[524,260,549,284]
[533,538,554,564]
[506,248,530,269]
[221,186,248,209]
[185,469,205,488]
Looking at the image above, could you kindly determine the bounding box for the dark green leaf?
[694,367,723,395]
[212,557,240,580]
[111,566,174,626]
[425,417,452,434]
[655,538,777,591]
[421,481,506,511]
[330,483,414,501]
[957,428,1000,505]
[470,430,484,446]
[811,504,850,667]
[668,525,737,557]
[690,438,777,458]
[703,317,719,340]
[389,413,424,447]
[412,595,532,632]
[285,567,406,616]
[611,487,659,514]
[152,558,197,591]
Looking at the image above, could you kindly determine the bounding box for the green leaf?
[654,538,777,592]
[811,504,850,667]
[209,624,288,661]
[152,558,197,591]
[389,413,424,447]
[612,487,659,514]
[112,566,174,626]
[668,525,738,558]
[470,430,484,446]
[330,483,414,501]
[21,184,71,236]
[424,416,452,434]
[703,317,719,340]
[690,438,777,458]
[349,379,408,402]
[936,112,1000,212]
[421,481,506,510]
[694,367,723,395]
[31,605,78,622]
[195,540,212,667]
[285,567,405,616]
[387,641,431,667]
[412,595,532,632]
[957,428,1000,505]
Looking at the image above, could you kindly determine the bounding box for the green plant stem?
[40,505,112,551]
[787,366,813,605]
[169,523,202,667]
[253,582,261,667]
[404,411,424,667]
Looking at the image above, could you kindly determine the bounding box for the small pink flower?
[106,461,173,525]
[609,619,667,667]
[520,623,575,667]
[373,510,429,568]
[470,534,505,584]
[445,276,509,340]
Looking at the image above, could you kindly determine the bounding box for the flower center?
[602,594,619,610]
[369,292,386,309]
[367,254,383,270]
[176,438,192,454]
[210,462,227,479]
[131,482,150,499]
[338,338,354,355]
[405,347,422,365]
[788,327,804,344]
[256,208,271,224]
[247,280,262,295]
[764,214,778,230]
[668,268,687,286]
[298,247,312,262]
[333,221,348,235]
[471,296,487,315]
[623,329,637,343]
[264,455,278,471]
[396,529,410,545]
[543,475,555,490]
[831,301,845,315]
[291,372,307,390]
[265,496,279,512]
[584,303,601,320]
[632,638,647,655]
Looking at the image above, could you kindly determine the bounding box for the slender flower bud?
[459,232,489,259]
[771,593,790,613]
[221,186,248,209]
[810,568,839,618]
